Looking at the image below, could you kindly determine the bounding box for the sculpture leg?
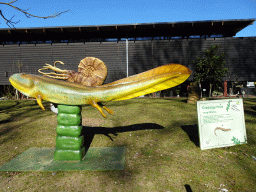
[103,106,114,114]
[54,105,85,161]
[89,100,107,118]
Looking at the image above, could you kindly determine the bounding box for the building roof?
[0,18,255,44]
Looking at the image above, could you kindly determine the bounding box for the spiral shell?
[38,57,107,87]
[75,57,107,86]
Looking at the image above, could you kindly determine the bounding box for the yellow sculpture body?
[9,59,191,118]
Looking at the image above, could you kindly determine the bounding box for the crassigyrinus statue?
[9,58,191,118]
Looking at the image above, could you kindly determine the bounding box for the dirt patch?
[82,117,105,127]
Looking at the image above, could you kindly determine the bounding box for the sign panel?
[247,82,255,88]
[197,99,247,150]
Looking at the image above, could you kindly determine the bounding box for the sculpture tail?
[103,64,191,101]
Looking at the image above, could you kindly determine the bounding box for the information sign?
[197,99,247,150]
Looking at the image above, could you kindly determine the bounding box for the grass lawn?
[0,98,255,191]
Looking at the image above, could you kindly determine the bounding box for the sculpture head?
[9,73,35,97]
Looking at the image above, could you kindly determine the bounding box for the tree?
[0,0,70,28]
[192,45,228,97]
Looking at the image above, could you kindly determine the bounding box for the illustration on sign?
[197,98,247,150]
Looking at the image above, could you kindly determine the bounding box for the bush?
[0,85,16,99]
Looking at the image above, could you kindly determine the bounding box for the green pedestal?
[0,147,126,171]
[54,105,85,161]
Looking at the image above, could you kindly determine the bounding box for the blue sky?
[0,0,255,37]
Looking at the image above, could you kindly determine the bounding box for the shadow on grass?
[0,100,39,113]
[0,119,15,136]
[180,124,200,147]
[0,100,19,112]
[170,98,188,103]
[184,184,193,192]
[245,109,256,117]
[0,100,53,141]
[82,123,164,150]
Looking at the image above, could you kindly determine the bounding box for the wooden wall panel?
[1,37,255,85]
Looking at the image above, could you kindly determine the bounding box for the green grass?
[0,98,256,191]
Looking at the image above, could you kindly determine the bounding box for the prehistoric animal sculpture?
[9,64,191,118]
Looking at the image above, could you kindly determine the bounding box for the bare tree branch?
[0,10,19,27]
[0,0,70,28]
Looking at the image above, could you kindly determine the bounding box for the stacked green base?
[54,105,85,161]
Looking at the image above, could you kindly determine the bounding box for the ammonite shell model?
[77,57,107,86]
[38,57,108,87]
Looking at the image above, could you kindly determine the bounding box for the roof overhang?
[0,18,255,44]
